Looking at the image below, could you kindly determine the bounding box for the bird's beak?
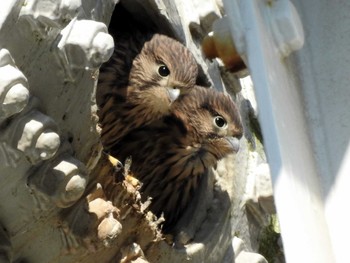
[225,136,240,153]
[166,87,180,102]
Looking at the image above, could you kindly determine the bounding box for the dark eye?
[213,116,227,128]
[158,64,170,77]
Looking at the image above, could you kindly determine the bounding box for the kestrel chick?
[97,32,198,151]
[110,86,243,233]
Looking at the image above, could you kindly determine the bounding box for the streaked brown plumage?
[97,31,198,151]
[110,86,243,233]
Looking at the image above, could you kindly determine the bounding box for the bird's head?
[129,34,198,105]
[172,86,243,160]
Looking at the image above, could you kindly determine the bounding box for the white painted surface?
[292,1,350,262]
[223,0,349,262]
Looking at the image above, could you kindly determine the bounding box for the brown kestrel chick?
[97,32,198,151]
[110,86,243,233]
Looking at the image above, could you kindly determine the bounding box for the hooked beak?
[226,137,240,153]
[166,87,180,102]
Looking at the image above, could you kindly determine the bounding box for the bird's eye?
[213,116,227,129]
[158,64,170,77]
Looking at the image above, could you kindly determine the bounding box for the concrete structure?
[0,1,283,262]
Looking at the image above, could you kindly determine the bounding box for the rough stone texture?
[0,0,282,262]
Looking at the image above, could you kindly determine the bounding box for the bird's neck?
[168,119,219,172]
[131,88,171,117]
